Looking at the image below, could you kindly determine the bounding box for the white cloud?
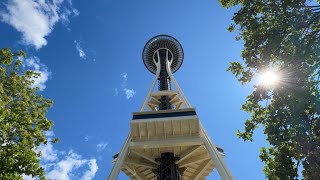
[40,146,98,180]
[38,142,58,162]
[22,131,98,180]
[24,56,50,91]
[113,88,119,96]
[45,131,55,137]
[96,142,109,152]
[46,151,93,180]
[37,131,58,162]
[124,88,136,99]
[121,73,128,82]
[32,70,49,90]
[0,0,79,49]
[38,136,98,180]
[73,40,97,61]
[60,7,79,25]
[22,174,35,180]
[74,40,86,60]
[81,159,98,180]
[114,73,136,99]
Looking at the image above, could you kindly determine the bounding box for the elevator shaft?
[156,153,181,180]
[155,49,181,179]
[157,49,171,110]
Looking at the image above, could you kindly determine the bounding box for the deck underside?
[118,109,222,180]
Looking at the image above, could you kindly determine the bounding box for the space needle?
[108,35,234,180]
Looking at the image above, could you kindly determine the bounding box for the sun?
[259,70,280,86]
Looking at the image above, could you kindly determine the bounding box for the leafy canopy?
[220,0,320,179]
[0,48,55,179]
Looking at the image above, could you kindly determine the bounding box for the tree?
[219,0,320,179]
[0,48,55,179]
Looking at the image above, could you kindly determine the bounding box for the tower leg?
[200,126,234,180]
[140,62,160,112]
[108,133,131,180]
[166,60,191,108]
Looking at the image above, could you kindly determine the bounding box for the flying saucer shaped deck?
[142,35,184,74]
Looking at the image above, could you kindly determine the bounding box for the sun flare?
[259,71,280,86]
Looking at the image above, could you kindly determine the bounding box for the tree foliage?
[220,0,320,179]
[0,48,55,179]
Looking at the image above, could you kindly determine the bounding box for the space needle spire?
[108,35,234,180]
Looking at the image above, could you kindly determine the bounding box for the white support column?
[166,59,191,108]
[200,124,234,180]
[107,132,132,180]
[140,62,160,112]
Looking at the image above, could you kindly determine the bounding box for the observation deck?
[142,35,184,75]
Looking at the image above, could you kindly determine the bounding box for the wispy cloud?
[96,142,109,152]
[23,56,50,91]
[73,39,97,61]
[113,88,119,96]
[32,131,99,180]
[74,40,86,60]
[84,135,91,142]
[0,0,79,49]
[115,73,136,99]
[121,73,128,83]
[124,88,136,99]
[60,6,79,25]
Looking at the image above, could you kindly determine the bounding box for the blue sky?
[0,0,268,179]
